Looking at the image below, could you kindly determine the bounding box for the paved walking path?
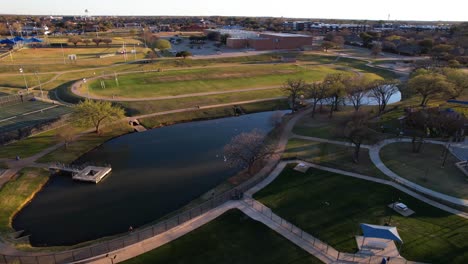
[290,134,468,208]
[369,138,468,208]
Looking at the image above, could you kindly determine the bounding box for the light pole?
[83,78,89,98]
[142,28,147,48]
[114,72,119,87]
[34,71,44,99]
[19,67,29,92]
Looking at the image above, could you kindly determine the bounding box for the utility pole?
[19,67,29,92]
[35,71,44,99]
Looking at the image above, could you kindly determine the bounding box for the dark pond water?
[13,111,284,246]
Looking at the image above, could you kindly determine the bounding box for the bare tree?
[56,126,78,149]
[369,80,400,115]
[346,76,371,111]
[224,129,274,174]
[102,38,112,47]
[92,38,103,47]
[307,82,327,117]
[68,36,82,47]
[283,79,307,113]
[83,39,91,46]
[342,111,376,163]
[371,42,382,57]
[405,110,429,153]
[269,111,284,127]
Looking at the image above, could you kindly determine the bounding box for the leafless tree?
[223,129,275,174]
[369,80,400,115]
[283,79,307,113]
[92,38,102,47]
[346,76,371,111]
[342,111,376,163]
[307,82,327,117]
[269,111,284,127]
[56,126,78,149]
[371,42,382,57]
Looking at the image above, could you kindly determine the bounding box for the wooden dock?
[49,164,112,184]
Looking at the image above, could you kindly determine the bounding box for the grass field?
[0,73,56,90]
[283,138,388,178]
[0,129,59,159]
[37,124,132,164]
[84,64,350,98]
[381,142,468,199]
[140,99,289,128]
[118,90,286,116]
[254,166,468,263]
[0,167,49,233]
[123,209,323,264]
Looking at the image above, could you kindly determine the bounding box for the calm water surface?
[13,111,284,246]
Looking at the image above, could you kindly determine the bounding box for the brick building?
[222,31,313,51]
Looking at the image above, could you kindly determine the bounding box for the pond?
[13,111,284,246]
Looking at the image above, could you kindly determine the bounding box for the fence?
[0,93,34,108]
[0,145,282,264]
[245,198,413,264]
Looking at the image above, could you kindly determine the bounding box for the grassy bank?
[140,99,289,128]
[37,124,133,164]
[0,168,49,233]
[0,129,60,159]
[123,209,323,264]
[254,166,468,263]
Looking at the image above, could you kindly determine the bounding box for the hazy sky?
[2,0,467,21]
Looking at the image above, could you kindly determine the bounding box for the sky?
[2,0,467,21]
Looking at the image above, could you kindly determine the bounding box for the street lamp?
[34,71,44,99]
[19,67,29,92]
[83,78,89,98]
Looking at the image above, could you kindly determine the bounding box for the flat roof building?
[206,29,313,51]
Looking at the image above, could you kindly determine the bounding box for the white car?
[395,203,408,211]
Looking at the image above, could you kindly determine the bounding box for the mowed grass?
[122,209,323,264]
[0,167,49,233]
[140,99,289,128]
[37,124,132,164]
[86,64,347,98]
[254,166,468,263]
[283,138,388,179]
[381,142,468,199]
[0,129,59,159]
[0,73,56,89]
[119,89,286,116]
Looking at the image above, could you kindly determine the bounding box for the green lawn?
[140,99,288,128]
[254,166,468,263]
[0,129,59,159]
[0,168,49,233]
[86,64,344,98]
[123,209,323,264]
[381,142,468,199]
[284,138,388,179]
[37,125,132,164]
[118,90,286,116]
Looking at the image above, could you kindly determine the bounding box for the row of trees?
[67,36,112,47]
[283,74,400,117]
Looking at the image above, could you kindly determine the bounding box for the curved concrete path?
[290,133,468,208]
[369,138,468,208]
